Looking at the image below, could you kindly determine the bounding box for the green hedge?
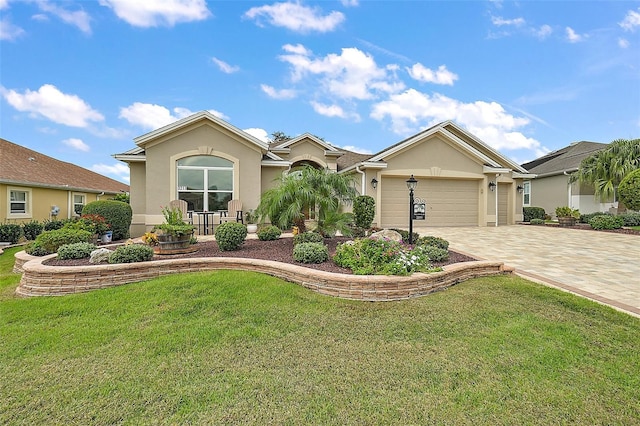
[108,244,154,264]
[22,221,44,240]
[215,222,247,251]
[83,200,132,240]
[618,169,640,211]
[0,223,22,244]
[523,207,546,222]
[353,195,375,229]
[33,229,94,254]
[57,242,97,260]
[293,231,323,245]
[293,242,329,264]
[588,215,624,230]
[257,225,281,241]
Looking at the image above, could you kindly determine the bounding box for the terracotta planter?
[558,217,576,227]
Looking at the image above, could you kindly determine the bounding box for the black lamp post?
[406,174,418,244]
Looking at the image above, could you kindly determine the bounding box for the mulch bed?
[44,237,477,274]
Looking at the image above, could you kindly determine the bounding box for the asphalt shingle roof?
[1,138,129,193]
[521,141,607,176]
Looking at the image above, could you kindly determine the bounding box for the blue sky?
[1,0,639,184]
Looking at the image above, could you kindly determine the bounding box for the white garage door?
[380,178,479,227]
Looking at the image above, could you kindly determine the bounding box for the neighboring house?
[114,111,533,236]
[1,138,129,224]
[521,141,610,218]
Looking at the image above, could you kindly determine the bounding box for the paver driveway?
[415,225,640,317]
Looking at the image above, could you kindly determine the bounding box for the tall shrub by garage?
[353,195,375,229]
[523,207,545,222]
[618,169,640,211]
[82,200,132,240]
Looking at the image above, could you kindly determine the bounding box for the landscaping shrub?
[82,200,132,240]
[530,218,545,225]
[57,242,97,260]
[588,215,624,230]
[215,222,247,251]
[25,241,49,256]
[415,245,449,263]
[257,225,281,241]
[0,223,22,244]
[389,228,420,244]
[348,225,368,238]
[43,219,66,231]
[33,229,94,254]
[523,207,546,222]
[22,220,44,240]
[108,244,154,264]
[353,195,375,229]
[293,231,323,245]
[618,169,640,211]
[293,242,329,264]
[416,235,449,250]
[619,212,640,227]
[579,211,612,224]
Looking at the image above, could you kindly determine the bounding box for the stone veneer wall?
[15,251,513,301]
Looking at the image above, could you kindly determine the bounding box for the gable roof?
[521,141,607,177]
[1,138,129,194]
[270,132,343,154]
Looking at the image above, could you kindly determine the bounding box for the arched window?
[177,156,233,212]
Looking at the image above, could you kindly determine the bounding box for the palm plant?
[256,166,358,234]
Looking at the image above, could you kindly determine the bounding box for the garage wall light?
[371,178,378,189]
[517,185,524,194]
[488,181,497,192]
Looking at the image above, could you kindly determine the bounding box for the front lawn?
[1,247,639,424]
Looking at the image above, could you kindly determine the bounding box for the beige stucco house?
[521,141,611,218]
[1,138,129,225]
[115,111,533,236]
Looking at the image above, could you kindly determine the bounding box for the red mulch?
[44,237,477,274]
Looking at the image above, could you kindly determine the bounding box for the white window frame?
[73,193,86,216]
[523,181,531,207]
[8,187,32,219]
[177,156,234,212]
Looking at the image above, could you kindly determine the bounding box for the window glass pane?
[74,194,84,203]
[10,202,26,213]
[178,156,232,167]
[178,169,204,190]
[10,191,26,202]
[208,192,232,212]
[524,194,530,205]
[208,170,233,191]
[179,192,204,212]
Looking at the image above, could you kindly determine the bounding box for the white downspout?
[563,171,573,209]
[495,174,500,227]
[355,166,366,195]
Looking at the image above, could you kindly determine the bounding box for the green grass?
[1,247,639,424]
[631,226,640,231]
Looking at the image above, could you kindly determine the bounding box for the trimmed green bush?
[619,212,640,227]
[25,241,49,256]
[257,225,281,241]
[523,207,546,222]
[416,236,449,250]
[108,244,154,264]
[0,223,22,244]
[83,200,132,240]
[293,242,329,264]
[618,169,640,211]
[389,228,420,244]
[57,242,97,260]
[33,229,94,254]
[353,195,375,229]
[416,245,449,263]
[293,231,323,245]
[579,211,612,224]
[215,222,248,251]
[43,219,66,231]
[530,218,545,225]
[588,215,624,230]
[22,220,44,240]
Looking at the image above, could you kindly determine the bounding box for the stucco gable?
[270,132,343,157]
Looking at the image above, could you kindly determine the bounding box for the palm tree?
[256,166,358,234]
[571,138,640,204]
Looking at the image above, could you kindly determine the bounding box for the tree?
[270,131,291,145]
[571,138,640,203]
[618,168,640,211]
[256,166,357,235]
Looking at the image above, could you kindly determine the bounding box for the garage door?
[380,178,479,227]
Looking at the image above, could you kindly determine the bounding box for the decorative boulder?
[90,248,112,264]
[369,229,403,242]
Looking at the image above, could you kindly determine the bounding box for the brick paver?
[416,225,640,317]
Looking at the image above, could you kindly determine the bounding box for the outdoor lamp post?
[406,174,418,244]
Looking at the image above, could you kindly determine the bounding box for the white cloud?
[212,57,239,74]
[2,84,104,127]
[533,24,552,40]
[243,127,270,142]
[0,0,9,10]
[310,101,360,121]
[99,0,210,28]
[619,38,630,49]
[370,89,541,152]
[261,84,297,100]
[0,17,25,40]
[244,2,344,33]
[339,145,372,154]
[278,45,400,100]
[62,138,90,152]
[92,163,130,184]
[341,0,359,6]
[119,102,195,130]
[407,63,458,86]
[620,8,640,32]
[207,109,229,120]
[36,0,92,34]
[491,16,525,27]
[565,27,586,43]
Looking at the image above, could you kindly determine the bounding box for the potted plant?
[153,206,195,252]
[245,209,258,234]
[555,206,580,227]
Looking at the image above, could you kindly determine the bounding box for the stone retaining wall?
[15,251,513,301]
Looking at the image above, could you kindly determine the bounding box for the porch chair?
[219,199,243,224]
[168,199,192,224]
